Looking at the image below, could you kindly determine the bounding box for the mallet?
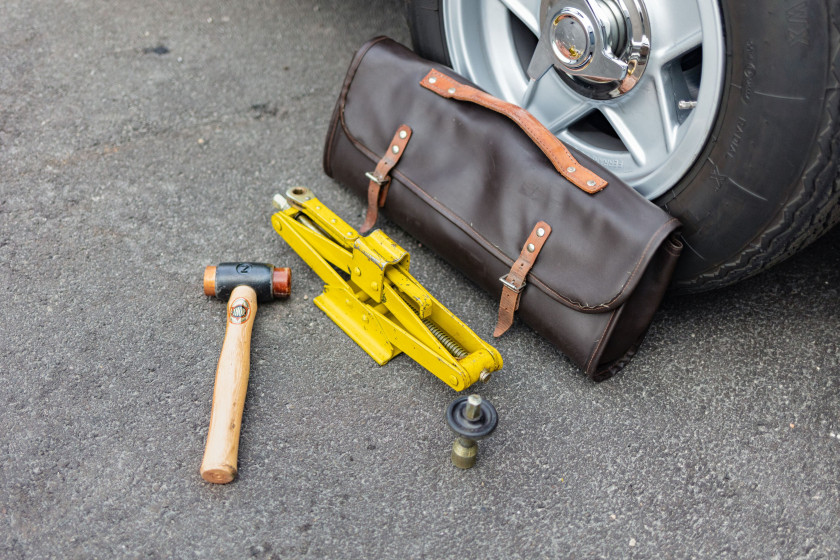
[200,262,291,484]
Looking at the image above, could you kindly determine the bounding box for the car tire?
[406,0,840,292]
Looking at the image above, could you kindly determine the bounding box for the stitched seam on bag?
[585,307,620,373]
[324,109,341,177]
[399,167,678,311]
[333,66,679,310]
[337,119,678,311]
[341,117,674,310]
[334,107,603,310]
[554,217,681,309]
[515,216,680,310]
[390,168,609,311]
[326,36,390,177]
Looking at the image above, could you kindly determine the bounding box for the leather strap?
[494,221,552,337]
[420,69,607,194]
[360,124,412,233]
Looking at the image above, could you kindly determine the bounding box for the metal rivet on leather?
[448,87,456,94]
[399,130,407,139]
[527,243,535,253]
[429,76,437,84]
[392,145,400,154]
[587,180,597,187]
[567,166,576,173]
[537,227,545,237]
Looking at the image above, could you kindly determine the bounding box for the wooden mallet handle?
[200,284,259,484]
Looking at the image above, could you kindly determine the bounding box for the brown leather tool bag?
[323,37,683,381]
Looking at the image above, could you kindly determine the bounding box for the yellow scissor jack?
[271,187,502,391]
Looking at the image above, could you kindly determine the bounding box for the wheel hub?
[529,0,651,98]
[551,8,596,70]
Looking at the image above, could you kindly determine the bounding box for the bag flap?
[328,37,680,311]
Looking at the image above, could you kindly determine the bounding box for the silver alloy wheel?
[442,0,725,198]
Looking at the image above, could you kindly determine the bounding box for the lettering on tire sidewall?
[229,298,250,324]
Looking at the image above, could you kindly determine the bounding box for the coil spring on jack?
[422,318,468,359]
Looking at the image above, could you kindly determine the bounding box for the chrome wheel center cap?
[551,9,595,69]
[528,0,651,99]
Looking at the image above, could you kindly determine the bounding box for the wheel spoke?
[600,77,674,166]
[521,73,593,133]
[545,99,594,134]
[520,79,540,108]
[644,0,703,65]
[496,0,542,35]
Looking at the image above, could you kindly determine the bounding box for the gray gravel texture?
[2,0,839,558]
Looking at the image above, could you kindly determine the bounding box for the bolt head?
[464,394,482,420]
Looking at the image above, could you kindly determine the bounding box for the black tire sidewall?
[661,0,833,286]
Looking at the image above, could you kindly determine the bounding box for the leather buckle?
[365,171,388,185]
[499,274,526,293]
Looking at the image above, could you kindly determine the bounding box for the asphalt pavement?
[2,0,839,558]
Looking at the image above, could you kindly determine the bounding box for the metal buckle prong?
[365,171,387,185]
[499,274,526,293]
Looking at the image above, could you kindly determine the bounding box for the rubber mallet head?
[203,262,291,302]
[199,262,290,484]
